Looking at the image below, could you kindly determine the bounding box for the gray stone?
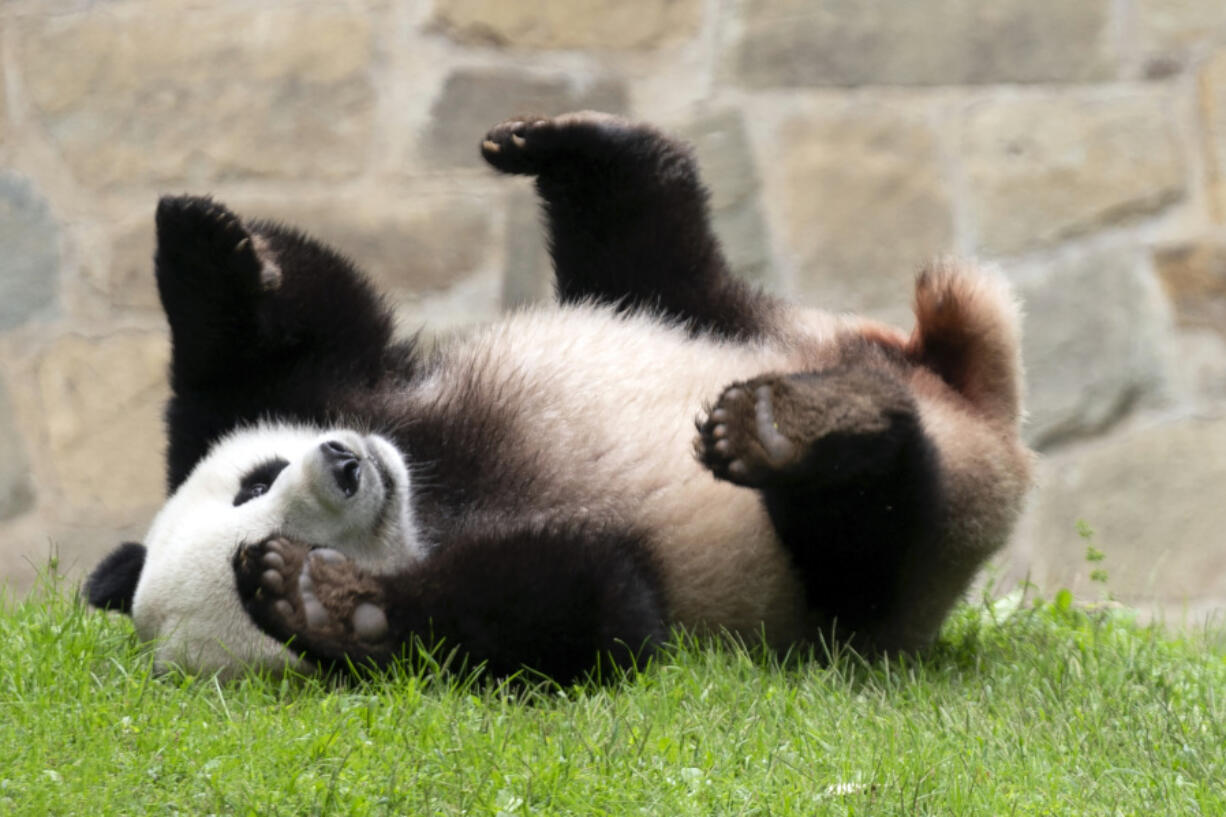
[502,185,552,309]
[0,173,60,329]
[424,70,628,168]
[679,109,775,288]
[1015,245,1173,448]
[770,106,954,315]
[1203,51,1226,223]
[1008,416,1226,611]
[962,91,1186,256]
[730,0,1114,87]
[19,4,377,188]
[431,0,703,50]
[0,379,34,521]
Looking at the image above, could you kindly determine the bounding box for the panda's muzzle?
[320,440,362,498]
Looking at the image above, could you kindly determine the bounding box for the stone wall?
[2,0,1225,616]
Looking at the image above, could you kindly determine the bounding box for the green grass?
[3,573,1224,816]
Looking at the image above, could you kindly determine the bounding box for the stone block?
[729,0,1114,87]
[431,0,702,50]
[1153,240,1226,337]
[679,109,775,287]
[0,379,34,522]
[962,91,1186,256]
[1203,51,1226,223]
[1010,417,1226,610]
[1015,245,1172,448]
[502,184,552,309]
[109,194,495,311]
[1137,0,1226,65]
[0,173,60,329]
[240,195,496,296]
[424,69,628,167]
[19,3,377,188]
[36,332,168,511]
[770,106,953,315]
[108,216,160,311]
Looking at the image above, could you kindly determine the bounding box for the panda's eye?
[234,458,289,506]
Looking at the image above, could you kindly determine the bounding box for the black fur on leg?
[696,356,946,650]
[155,196,414,491]
[234,520,667,685]
[481,112,776,340]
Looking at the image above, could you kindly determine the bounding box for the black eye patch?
[233,457,290,506]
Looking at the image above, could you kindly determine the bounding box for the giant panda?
[85,112,1033,683]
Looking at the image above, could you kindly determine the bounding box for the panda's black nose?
[320,440,361,498]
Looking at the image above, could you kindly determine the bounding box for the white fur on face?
[130,423,419,677]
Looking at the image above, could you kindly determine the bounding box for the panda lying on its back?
[86,112,1033,682]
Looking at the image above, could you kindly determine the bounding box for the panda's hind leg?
[481,113,775,339]
[695,358,944,650]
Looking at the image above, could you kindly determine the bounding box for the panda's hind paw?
[234,537,390,651]
[481,112,634,176]
[696,379,801,488]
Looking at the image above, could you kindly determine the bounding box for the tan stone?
[1009,417,1226,611]
[19,3,377,188]
[1137,0,1226,57]
[773,107,953,314]
[36,332,168,511]
[238,195,496,297]
[1203,51,1226,223]
[431,0,702,50]
[0,378,34,521]
[109,218,159,311]
[730,0,1114,87]
[962,91,1186,256]
[1154,241,1226,337]
[424,70,628,167]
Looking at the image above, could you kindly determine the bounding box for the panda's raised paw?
[156,195,259,267]
[696,379,802,488]
[480,111,635,176]
[234,537,390,649]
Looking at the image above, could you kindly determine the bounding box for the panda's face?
[128,422,422,677]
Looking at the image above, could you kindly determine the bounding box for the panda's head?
[85,422,422,677]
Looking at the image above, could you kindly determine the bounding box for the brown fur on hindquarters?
[696,366,920,490]
[234,537,390,652]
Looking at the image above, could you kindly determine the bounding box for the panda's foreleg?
[155,195,404,490]
[481,112,773,339]
[233,524,666,684]
[695,364,945,652]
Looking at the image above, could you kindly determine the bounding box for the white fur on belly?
[425,303,848,642]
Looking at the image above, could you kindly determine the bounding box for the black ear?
[84,542,147,614]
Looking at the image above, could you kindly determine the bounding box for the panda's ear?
[84,542,147,614]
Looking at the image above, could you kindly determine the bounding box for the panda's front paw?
[154,195,281,296]
[234,537,389,650]
[696,378,801,488]
[480,111,635,176]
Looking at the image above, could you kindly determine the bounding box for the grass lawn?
[3,570,1224,816]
